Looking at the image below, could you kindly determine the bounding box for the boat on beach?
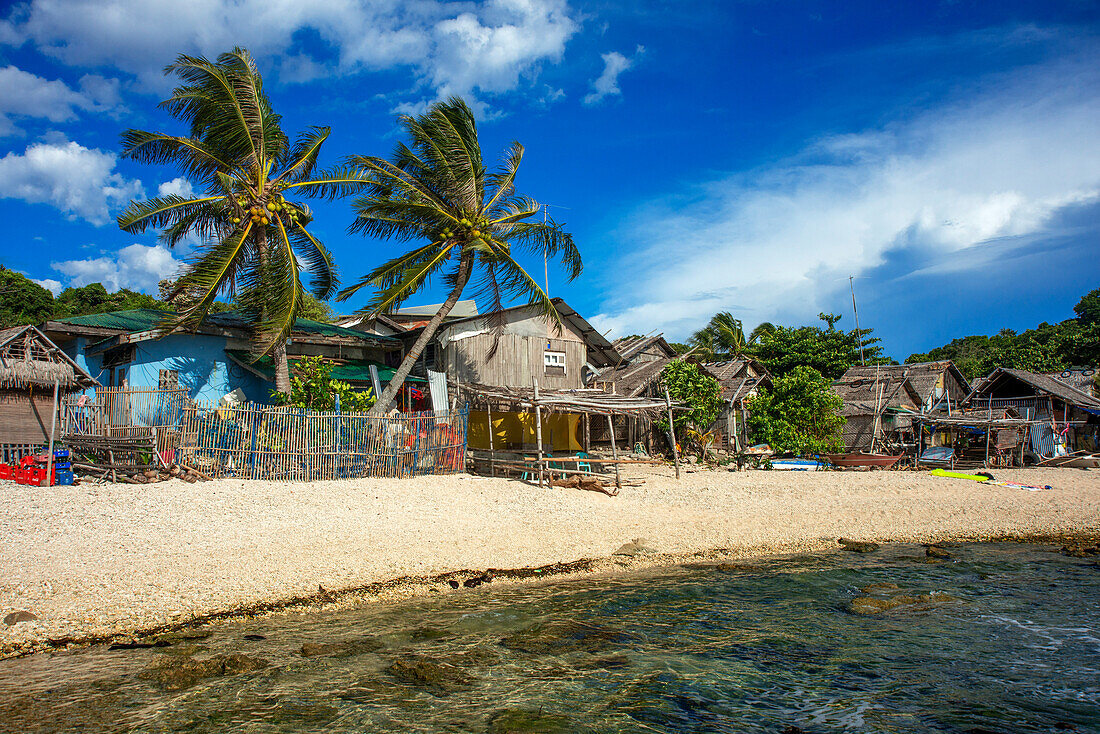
[825,452,905,468]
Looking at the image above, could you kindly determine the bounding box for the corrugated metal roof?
[392,300,479,317]
[51,309,398,343]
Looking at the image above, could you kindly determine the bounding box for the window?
[544,350,566,376]
[158,369,180,390]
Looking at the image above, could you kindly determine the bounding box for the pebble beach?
[1,466,1098,658]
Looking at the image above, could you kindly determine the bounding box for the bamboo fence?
[176,402,469,481]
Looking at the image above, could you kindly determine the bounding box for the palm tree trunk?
[256,227,293,394]
[368,252,474,416]
[272,337,291,394]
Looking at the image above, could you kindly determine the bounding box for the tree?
[52,283,166,317]
[754,314,883,379]
[117,48,365,393]
[339,97,580,415]
[689,312,748,361]
[271,355,374,411]
[1073,286,1100,326]
[746,366,845,456]
[658,360,723,452]
[0,267,55,328]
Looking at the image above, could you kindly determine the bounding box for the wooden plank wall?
[446,334,587,389]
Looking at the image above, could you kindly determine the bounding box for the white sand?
[1,466,1098,657]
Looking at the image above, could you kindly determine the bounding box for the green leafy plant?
[272,356,374,411]
[746,365,845,456]
[659,360,723,455]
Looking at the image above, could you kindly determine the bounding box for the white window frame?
[544,350,567,373]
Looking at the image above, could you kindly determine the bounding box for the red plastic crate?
[0,464,13,480]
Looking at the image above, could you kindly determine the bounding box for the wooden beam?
[664,385,680,479]
[607,413,621,490]
[534,379,545,488]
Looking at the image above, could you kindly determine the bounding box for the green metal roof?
[52,308,398,343]
[226,350,425,384]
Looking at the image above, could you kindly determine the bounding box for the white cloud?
[52,243,183,293]
[0,138,143,225]
[2,0,578,108]
[158,177,193,198]
[583,47,640,106]
[0,65,120,136]
[32,277,62,295]
[591,56,1100,341]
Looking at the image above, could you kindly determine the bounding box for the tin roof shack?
[41,309,400,404]
[833,368,922,452]
[965,367,1100,458]
[0,325,97,456]
[701,359,773,451]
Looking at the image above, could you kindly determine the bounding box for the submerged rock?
[300,636,383,658]
[838,538,879,553]
[716,562,762,573]
[139,653,268,691]
[268,698,339,726]
[154,629,212,645]
[3,611,37,625]
[409,626,450,642]
[385,654,472,694]
[847,591,957,616]
[924,545,953,559]
[1061,543,1099,558]
[486,708,574,733]
[860,582,900,593]
[500,619,633,655]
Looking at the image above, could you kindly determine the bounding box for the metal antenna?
[850,275,865,366]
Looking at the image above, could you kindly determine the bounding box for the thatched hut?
[0,325,97,456]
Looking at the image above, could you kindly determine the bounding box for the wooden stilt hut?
[0,325,98,460]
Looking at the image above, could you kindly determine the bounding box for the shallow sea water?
[0,542,1098,733]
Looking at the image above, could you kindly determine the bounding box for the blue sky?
[0,0,1097,360]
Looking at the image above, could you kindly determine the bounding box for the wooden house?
[965,367,1100,457]
[702,358,772,450]
[833,367,923,451]
[406,298,618,392]
[843,361,970,412]
[0,325,97,458]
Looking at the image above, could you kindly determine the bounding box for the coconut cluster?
[227,191,300,229]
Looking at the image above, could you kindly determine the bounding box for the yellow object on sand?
[930,469,990,482]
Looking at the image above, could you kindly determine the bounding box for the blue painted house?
[42,309,402,404]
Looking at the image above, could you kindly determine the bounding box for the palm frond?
[117,195,221,233]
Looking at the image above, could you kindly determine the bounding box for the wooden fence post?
[533,379,545,488]
[664,386,680,479]
[607,413,621,490]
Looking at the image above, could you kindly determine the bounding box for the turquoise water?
[0,543,1098,733]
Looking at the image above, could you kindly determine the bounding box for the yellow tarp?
[467,410,581,451]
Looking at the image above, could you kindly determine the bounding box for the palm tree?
[690,312,747,360]
[338,97,581,415]
[117,48,366,393]
[748,321,776,345]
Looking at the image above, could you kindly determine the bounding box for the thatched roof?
[612,335,676,362]
[841,361,969,406]
[701,359,771,403]
[592,358,671,397]
[832,371,921,417]
[1045,368,1098,398]
[0,325,97,390]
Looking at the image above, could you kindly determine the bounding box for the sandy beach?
[1,465,1098,658]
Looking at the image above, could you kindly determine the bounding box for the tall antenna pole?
[850,275,865,366]
[543,205,550,298]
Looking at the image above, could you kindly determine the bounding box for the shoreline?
[2,466,1098,659]
[5,530,1098,660]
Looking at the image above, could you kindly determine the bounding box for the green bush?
[272,356,375,411]
[746,366,845,456]
[659,360,723,453]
